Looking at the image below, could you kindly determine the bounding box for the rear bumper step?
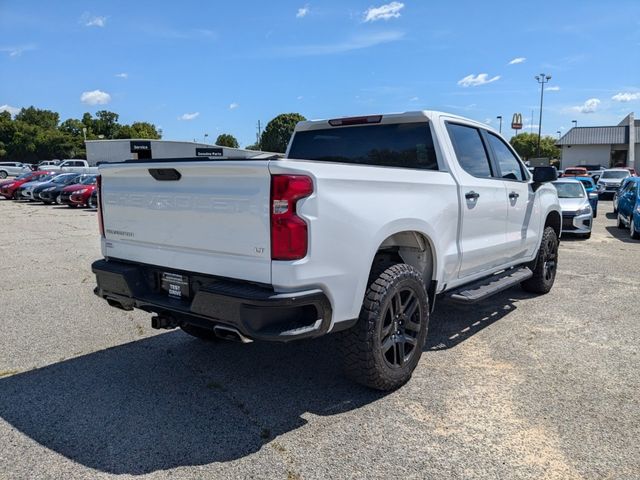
[447,267,533,304]
[92,258,332,342]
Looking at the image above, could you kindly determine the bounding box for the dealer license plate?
[161,272,190,299]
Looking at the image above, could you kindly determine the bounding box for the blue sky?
[1,0,639,147]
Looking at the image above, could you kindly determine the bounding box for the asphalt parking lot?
[0,199,639,480]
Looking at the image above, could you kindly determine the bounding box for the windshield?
[52,174,77,184]
[602,170,629,179]
[35,174,56,183]
[16,172,34,180]
[553,182,585,198]
[80,175,97,185]
[288,122,439,170]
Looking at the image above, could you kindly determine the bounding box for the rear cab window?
[287,122,438,170]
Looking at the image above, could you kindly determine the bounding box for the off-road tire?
[339,263,429,391]
[180,324,220,342]
[521,226,559,294]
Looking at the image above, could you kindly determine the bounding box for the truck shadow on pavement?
[426,289,535,350]
[0,332,387,474]
[0,289,531,474]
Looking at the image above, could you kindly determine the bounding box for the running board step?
[447,267,533,304]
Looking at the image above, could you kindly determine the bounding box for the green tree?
[510,132,560,161]
[94,110,120,138]
[260,113,306,153]
[14,107,59,130]
[244,143,261,151]
[215,133,239,148]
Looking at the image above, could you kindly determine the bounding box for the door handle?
[509,191,520,199]
[465,191,480,200]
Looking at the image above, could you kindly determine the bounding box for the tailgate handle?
[148,168,181,181]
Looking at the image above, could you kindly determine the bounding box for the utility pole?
[256,120,262,144]
[496,115,503,133]
[535,73,552,157]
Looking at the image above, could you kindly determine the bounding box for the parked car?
[597,168,631,198]
[0,162,31,179]
[69,184,97,207]
[44,159,98,174]
[59,174,98,206]
[613,177,634,214]
[574,176,598,217]
[616,177,640,239]
[39,173,93,205]
[15,173,62,200]
[563,167,588,177]
[37,160,60,169]
[32,173,82,203]
[0,171,54,199]
[552,179,593,239]
[92,110,562,390]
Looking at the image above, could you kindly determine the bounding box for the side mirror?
[532,166,558,191]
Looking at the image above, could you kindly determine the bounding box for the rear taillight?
[97,175,104,237]
[270,175,313,260]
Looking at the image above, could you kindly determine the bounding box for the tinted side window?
[288,122,438,170]
[487,133,525,181]
[446,124,492,178]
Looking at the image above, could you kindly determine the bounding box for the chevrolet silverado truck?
[92,111,561,390]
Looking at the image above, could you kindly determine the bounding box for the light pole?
[82,127,87,141]
[557,130,561,140]
[535,73,552,157]
[496,115,503,133]
[572,120,577,128]
[204,133,209,144]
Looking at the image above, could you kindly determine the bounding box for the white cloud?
[572,98,600,113]
[0,104,20,116]
[364,2,404,22]
[115,72,128,79]
[277,31,404,56]
[410,96,419,102]
[297,95,304,100]
[178,112,200,121]
[80,90,111,105]
[457,73,501,87]
[484,118,493,124]
[546,86,560,91]
[0,45,35,57]
[296,5,310,18]
[81,13,107,27]
[508,57,526,65]
[229,102,239,110]
[612,92,640,102]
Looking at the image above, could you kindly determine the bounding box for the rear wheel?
[340,263,429,391]
[180,324,220,342]
[521,226,558,294]
[56,194,63,205]
[617,214,625,229]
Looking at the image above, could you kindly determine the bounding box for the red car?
[0,171,53,199]
[59,174,98,207]
[69,184,97,207]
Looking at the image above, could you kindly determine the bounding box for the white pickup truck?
[43,159,98,174]
[92,111,561,390]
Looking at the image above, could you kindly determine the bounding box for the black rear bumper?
[92,259,332,342]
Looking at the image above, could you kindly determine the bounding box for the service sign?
[195,147,224,157]
[130,140,151,152]
[511,113,523,130]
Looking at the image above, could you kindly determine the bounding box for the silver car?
[0,162,30,179]
[552,179,594,239]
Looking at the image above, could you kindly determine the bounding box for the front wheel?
[631,218,640,240]
[617,214,625,229]
[0,171,7,179]
[340,263,429,391]
[521,226,559,294]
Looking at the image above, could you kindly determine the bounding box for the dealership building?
[557,113,638,170]
[85,139,275,166]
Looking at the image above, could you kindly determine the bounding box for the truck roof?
[295,110,498,134]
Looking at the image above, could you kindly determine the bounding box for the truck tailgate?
[99,160,272,284]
